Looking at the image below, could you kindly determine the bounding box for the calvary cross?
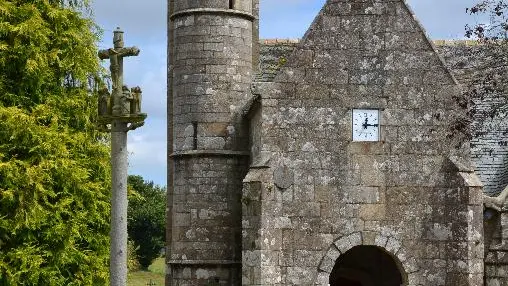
[97,28,146,286]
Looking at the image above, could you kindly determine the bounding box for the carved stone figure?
[111,88,121,116]
[111,85,132,116]
[130,86,142,114]
[109,50,120,91]
[120,85,133,116]
[98,87,111,116]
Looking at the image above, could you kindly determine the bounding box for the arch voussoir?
[316,231,416,286]
[386,235,402,254]
[318,244,340,273]
[333,231,362,253]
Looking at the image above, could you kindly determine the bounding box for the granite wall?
[242,1,484,285]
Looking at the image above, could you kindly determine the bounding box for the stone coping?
[170,150,250,158]
[168,259,242,265]
[433,39,481,46]
[259,38,481,46]
[260,39,300,45]
[170,8,255,21]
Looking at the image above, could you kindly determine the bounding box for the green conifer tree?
[0,0,111,284]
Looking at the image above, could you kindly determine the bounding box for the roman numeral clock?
[352,109,380,142]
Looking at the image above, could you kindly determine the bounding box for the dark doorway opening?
[335,276,363,286]
[329,246,404,286]
[229,0,235,9]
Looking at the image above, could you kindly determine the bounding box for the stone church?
[167,0,508,285]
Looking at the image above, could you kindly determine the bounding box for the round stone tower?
[167,0,258,285]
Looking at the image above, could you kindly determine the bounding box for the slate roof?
[435,41,508,195]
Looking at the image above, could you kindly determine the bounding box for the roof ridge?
[260,38,480,46]
[260,39,300,45]
[432,39,480,46]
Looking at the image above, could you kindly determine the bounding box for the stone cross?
[99,28,140,117]
[97,28,146,286]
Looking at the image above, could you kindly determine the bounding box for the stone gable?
[258,40,508,197]
[242,0,484,285]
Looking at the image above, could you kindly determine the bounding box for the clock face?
[352,109,380,141]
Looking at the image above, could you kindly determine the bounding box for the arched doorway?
[329,246,403,286]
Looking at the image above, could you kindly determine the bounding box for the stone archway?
[315,232,415,286]
[329,245,403,286]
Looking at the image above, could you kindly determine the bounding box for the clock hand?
[363,118,368,129]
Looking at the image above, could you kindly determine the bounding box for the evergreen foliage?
[127,175,165,269]
[127,239,141,272]
[0,0,111,284]
[467,1,508,40]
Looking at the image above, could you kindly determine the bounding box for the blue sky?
[91,0,485,187]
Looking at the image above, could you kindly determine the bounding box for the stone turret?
[167,0,258,285]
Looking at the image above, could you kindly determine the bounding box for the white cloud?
[127,119,167,186]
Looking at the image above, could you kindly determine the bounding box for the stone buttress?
[167,0,259,285]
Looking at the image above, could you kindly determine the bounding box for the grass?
[128,257,165,286]
[148,257,165,275]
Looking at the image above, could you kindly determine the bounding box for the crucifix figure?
[97,28,147,286]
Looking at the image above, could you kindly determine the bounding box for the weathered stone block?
[294,250,323,267]
[341,186,380,204]
[174,212,191,227]
[315,271,329,286]
[334,232,362,254]
[423,222,453,241]
[374,233,388,248]
[359,204,386,220]
[385,236,402,254]
[287,267,316,285]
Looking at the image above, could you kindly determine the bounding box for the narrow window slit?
[229,0,235,9]
[192,121,198,150]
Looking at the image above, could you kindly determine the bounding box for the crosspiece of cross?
[98,28,140,93]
